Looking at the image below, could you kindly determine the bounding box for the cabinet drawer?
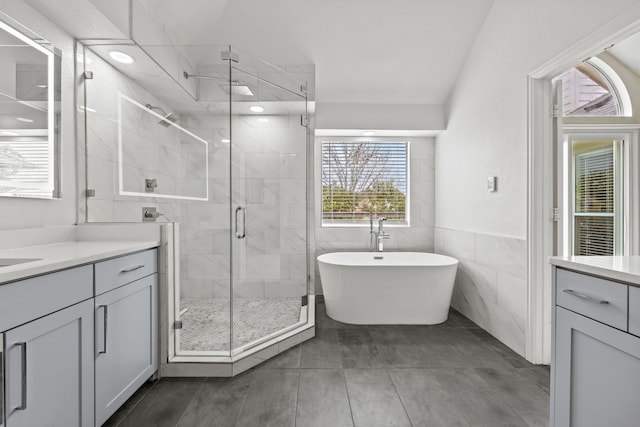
[629,286,640,337]
[0,265,93,332]
[556,268,628,330]
[95,249,157,295]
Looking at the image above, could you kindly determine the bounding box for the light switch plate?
[487,176,497,192]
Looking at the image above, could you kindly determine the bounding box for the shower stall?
[79,42,314,372]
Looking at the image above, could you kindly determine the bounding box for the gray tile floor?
[105,302,550,427]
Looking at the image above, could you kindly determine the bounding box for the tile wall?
[434,227,527,356]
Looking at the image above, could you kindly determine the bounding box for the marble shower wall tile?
[434,227,527,357]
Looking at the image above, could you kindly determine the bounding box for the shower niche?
[79,41,315,375]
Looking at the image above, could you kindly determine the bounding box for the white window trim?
[562,128,639,257]
[587,57,633,117]
[317,137,411,228]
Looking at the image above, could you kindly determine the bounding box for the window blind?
[574,147,614,255]
[321,140,408,226]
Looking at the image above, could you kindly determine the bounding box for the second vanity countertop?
[550,256,640,286]
[0,240,160,285]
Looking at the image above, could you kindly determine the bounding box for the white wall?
[316,103,445,133]
[437,0,640,238]
[0,0,77,229]
[435,0,640,356]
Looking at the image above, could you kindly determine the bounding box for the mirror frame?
[0,17,61,199]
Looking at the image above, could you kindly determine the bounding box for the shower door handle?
[235,206,246,239]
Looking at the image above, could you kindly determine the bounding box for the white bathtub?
[317,252,459,325]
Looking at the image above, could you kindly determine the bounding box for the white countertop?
[0,240,159,284]
[550,256,640,286]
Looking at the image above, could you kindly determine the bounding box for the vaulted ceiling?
[137,0,495,105]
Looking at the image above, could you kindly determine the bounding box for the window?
[571,140,622,255]
[321,140,409,226]
[555,58,631,117]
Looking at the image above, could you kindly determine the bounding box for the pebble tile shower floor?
[179,298,302,351]
[105,302,550,427]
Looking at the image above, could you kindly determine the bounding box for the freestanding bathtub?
[317,252,459,325]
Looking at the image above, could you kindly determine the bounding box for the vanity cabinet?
[4,300,94,427]
[552,267,640,427]
[0,247,158,427]
[94,251,157,426]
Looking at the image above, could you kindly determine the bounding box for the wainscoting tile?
[486,302,526,356]
[475,234,526,279]
[434,227,476,262]
[395,227,434,252]
[497,271,528,324]
[460,261,499,304]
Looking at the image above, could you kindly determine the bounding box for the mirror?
[0,19,60,199]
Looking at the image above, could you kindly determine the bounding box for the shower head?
[145,103,177,127]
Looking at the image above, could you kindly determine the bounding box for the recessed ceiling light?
[250,106,264,113]
[221,139,230,143]
[258,118,269,123]
[1,131,20,136]
[362,131,376,136]
[109,50,135,64]
[16,117,34,123]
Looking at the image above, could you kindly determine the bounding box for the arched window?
[555,57,632,117]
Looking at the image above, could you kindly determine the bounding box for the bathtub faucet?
[369,213,390,251]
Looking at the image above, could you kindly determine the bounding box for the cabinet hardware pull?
[120,264,144,273]
[98,305,108,354]
[15,342,27,410]
[563,289,609,304]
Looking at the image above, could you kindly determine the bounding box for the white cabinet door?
[95,274,157,426]
[554,307,640,427]
[4,299,94,427]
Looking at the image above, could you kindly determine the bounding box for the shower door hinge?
[551,207,560,222]
[300,115,308,127]
[551,104,561,118]
[85,189,95,197]
[300,83,308,94]
[301,295,308,307]
[174,320,183,329]
[83,71,94,80]
[220,50,239,63]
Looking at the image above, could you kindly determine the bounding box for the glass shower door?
[230,65,309,353]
